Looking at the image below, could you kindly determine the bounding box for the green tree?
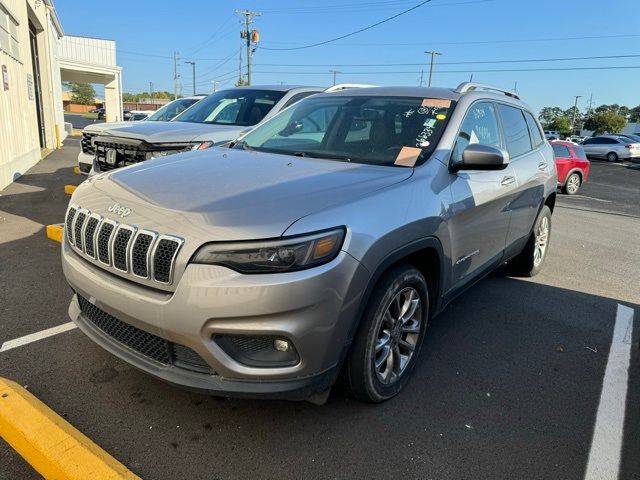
[538,106,564,127]
[65,82,96,105]
[628,105,640,123]
[235,77,249,87]
[583,111,627,135]
[547,117,571,137]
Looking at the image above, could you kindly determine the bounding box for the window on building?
[0,4,20,61]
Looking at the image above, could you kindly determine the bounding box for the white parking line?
[0,322,77,353]
[584,304,635,480]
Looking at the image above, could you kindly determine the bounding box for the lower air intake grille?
[77,294,171,364]
[77,294,212,373]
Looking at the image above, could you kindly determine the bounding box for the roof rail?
[324,83,378,92]
[455,82,520,100]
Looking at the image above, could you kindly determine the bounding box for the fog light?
[273,339,290,352]
[213,335,299,367]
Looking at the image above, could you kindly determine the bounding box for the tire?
[562,172,581,195]
[507,205,552,277]
[344,264,429,403]
[607,152,619,162]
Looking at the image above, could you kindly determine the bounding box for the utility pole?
[469,73,473,82]
[173,51,180,99]
[513,81,518,95]
[185,61,196,95]
[149,81,153,101]
[419,70,424,86]
[425,50,442,87]
[211,81,219,92]
[570,95,582,135]
[236,9,261,85]
[587,93,594,115]
[329,70,341,86]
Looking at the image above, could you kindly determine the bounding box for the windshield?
[236,95,455,167]
[174,89,286,126]
[146,98,200,122]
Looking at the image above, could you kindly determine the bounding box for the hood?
[102,121,245,144]
[83,121,130,134]
[80,148,412,242]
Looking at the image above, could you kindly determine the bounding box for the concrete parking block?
[46,224,64,243]
[0,377,140,480]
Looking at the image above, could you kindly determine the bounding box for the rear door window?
[497,104,532,158]
[552,144,571,158]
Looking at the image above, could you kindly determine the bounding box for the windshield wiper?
[232,140,254,151]
[292,151,352,162]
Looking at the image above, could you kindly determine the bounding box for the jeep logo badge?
[108,202,131,218]
[105,148,117,166]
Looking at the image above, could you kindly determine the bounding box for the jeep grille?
[66,204,183,285]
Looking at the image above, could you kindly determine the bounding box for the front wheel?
[507,205,552,277]
[562,172,581,195]
[344,264,429,403]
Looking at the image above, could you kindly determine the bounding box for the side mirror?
[451,144,509,172]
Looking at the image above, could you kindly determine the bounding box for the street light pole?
[329,70,341,86]
[185,61,196,96]
[425,51,442,87]
[570,95,582,135]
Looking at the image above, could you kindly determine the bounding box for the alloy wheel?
[373,287,422,385]
[533,216,549,267]
[566,174,580,194]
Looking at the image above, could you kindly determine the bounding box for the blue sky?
[55,0,640,114]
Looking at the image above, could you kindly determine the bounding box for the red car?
[550,140,590,195]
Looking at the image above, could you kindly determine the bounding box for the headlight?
[191,227,345,273]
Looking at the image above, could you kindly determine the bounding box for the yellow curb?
[0,377,140,479]
[64,185,77,195]
[73,166,80,174]
[46,224,64,243]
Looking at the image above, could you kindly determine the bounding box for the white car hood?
[100,121,246,144]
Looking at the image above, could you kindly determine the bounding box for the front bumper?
[62,239,369,399]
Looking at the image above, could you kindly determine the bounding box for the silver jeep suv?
[62,83,556,403]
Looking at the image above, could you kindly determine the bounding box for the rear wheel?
[606,152,619,162]
[562,172,581,195]
[507,205,552,277]
[345,264,429,403]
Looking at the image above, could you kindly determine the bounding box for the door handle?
[501,176,516,186]
[538,162,548,170]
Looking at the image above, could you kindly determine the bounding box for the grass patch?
[83,112,99,119]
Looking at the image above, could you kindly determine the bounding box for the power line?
[260,32,640,48]
[243,65,640,75]
[259,0,433,51]
[188,13,236,56]
[250,53,640,68]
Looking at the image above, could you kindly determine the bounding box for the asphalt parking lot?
[64,113,104,130]
[0,137,638,480]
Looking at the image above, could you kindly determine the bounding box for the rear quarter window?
[572,145,588,160]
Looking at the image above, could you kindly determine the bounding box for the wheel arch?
[345,237,446,350]
[562,168,583,186]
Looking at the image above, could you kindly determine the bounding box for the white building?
[0,0,122,190]
[0,0,64,189]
